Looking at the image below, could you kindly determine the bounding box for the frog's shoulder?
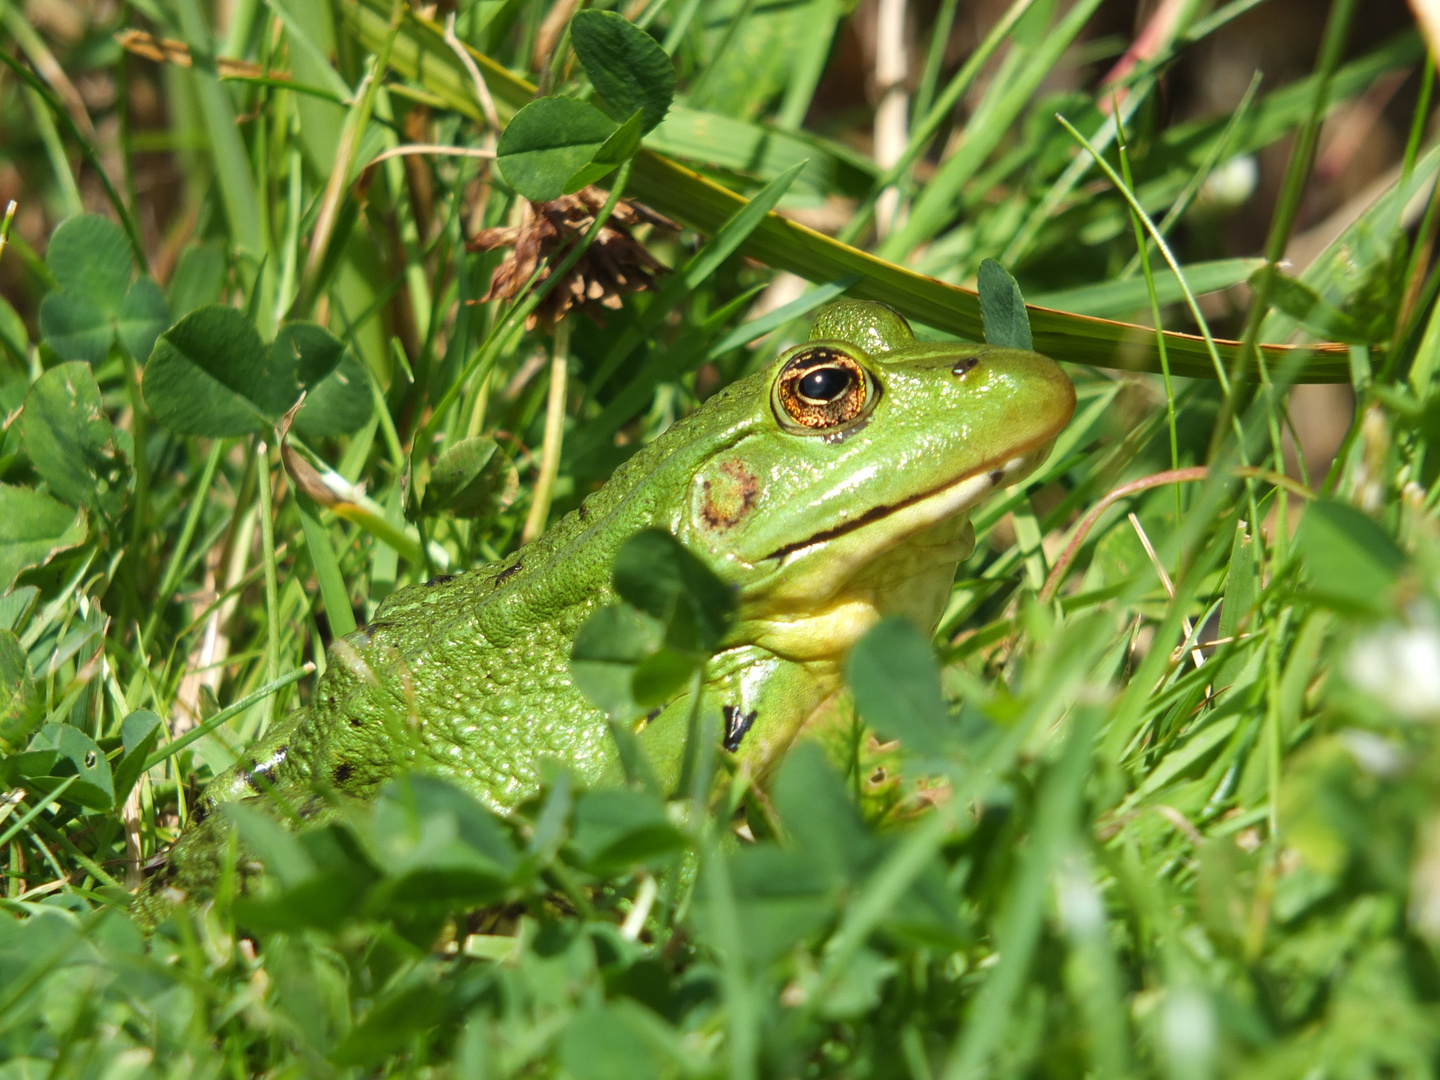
[371,560,515,622]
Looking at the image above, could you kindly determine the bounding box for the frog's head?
[675,300,1075,661]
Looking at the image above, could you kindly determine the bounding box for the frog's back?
[201,374,765,818]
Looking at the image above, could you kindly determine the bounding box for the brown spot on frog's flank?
[722,705,757,752]
[952,356,978,377]
[495,560,523,587]
[700,459,759,531]
[348,714,364,728]
[425,574,455,587]
[333,762,353,784]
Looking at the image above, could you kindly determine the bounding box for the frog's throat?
[739,439,1054,662]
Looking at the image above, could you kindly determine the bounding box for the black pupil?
[798,366,852,402]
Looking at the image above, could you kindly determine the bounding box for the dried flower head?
[468,187,675,330]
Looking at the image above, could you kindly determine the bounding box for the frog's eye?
[773,346,876,432]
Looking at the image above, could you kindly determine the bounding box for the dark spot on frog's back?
[495,560,523,587]
[952,356,978,377]
[700,460,759,531]
[425,574,454,587]
[333,762,353,784]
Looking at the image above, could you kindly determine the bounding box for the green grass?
[3,0,1440,1076]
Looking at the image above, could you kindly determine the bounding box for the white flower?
[1345,619,1440,720]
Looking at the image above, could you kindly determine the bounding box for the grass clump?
[3,0,1440,1076]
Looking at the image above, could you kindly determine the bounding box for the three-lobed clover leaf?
[38,215,169,364]
[143,305,372,438]
[496,11,674,202]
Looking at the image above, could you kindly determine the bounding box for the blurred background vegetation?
[5,0,1440,1077]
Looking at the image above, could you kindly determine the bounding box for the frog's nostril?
[952,357,978,377]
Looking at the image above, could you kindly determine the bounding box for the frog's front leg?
[633,645,842,792]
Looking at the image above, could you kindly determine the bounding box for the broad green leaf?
[115,277,170,362]
[37,217,166,364]
[565,109,645,194]
[0,296,28,363]
[167,242,227,317]
[20,362,130,521]
[570,10,675,133]
[0,485,86,590]
[271,320,346,387]
[559,1004,674,1080]
[771,742,872,883]
[693,843,833,966]
[37,291,112,364]
[0,629,41,753]
[420,436,519,519]
[612,529,735,652]
[292,353,374,438]
[496,97,617,202]
[10,722,113,810]
[44,215,132,309]
[143,305,291,436]
[978,259,1032,350]
[366,777,515,917]
[569,788,684,876]
[111,710,162,808]
[331,982,451,1067]
[1294,500,1405,613]
[630,648,697,709]
[845,616,949,757]
[570,603,666,720]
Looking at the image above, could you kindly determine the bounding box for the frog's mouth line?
[761,439,1055,564]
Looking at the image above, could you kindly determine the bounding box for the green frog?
[157,300,1074,900]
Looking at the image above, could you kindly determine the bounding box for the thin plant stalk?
[522,320,571,543]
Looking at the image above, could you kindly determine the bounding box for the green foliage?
[6,0,1440,1077]
[37,214,167,364]
[978,258,1033,351]
[143,306,363,437]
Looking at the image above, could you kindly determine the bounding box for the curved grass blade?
[341,0,1351,381]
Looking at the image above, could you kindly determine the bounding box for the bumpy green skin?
[156,301,1075,902]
